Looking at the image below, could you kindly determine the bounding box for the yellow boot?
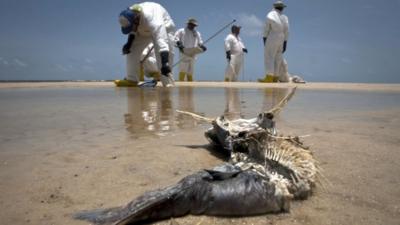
[273,76,279,83]
[114,79,138,87]
[139,67,145,81]
[179,72,186,81]
[258,74,274,83]
[149,72,161,81]
[187,74,193,82]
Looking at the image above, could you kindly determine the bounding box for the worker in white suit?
[224,25,247,82]
[259,0,289,83]
[175,18,207,82]
[116,2,175,87]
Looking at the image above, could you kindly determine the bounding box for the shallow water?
[1,86,400,225]
[0,87,399,148]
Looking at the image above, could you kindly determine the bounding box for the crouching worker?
[115,2,176,87]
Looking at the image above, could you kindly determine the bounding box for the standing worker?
[116,2,175,87]
[259,1,289,83]
[224,25,247,82]
[175,18,207,82]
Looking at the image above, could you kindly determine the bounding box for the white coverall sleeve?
[263,16,272,38]
[240,37,246,49]
[224,35,232,52]
[284,16,289,41]
[197,31,204,45]
[150,22,170,52]
[174,29,183,43]
[146,6,171,53]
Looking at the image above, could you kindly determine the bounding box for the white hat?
[273,1,287,8]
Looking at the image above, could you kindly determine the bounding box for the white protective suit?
[263,8,289,79]
[140,43,159,78]
[224,33,246,82]
[126,2,175,86]
[174,28,203,81]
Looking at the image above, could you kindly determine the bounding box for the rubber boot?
[258,74,274,83]
[187,74,193,82]
[179,72,186,81]
[139,67,145,81]
[149,72,161,81]
[114,79,138,87]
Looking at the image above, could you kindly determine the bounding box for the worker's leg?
[224,61,234,82]
[126,37,151,82]
[273,50,284,83]
[260,39,279,83]
[139,66,145,81]
[232,54,243,82]
[187,58,195,82]
[143,56,160,80]
[179,54,192,81]
[277,59,290,82]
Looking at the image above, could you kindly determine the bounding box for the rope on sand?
[176,110,214,123]
[267,87,297,115]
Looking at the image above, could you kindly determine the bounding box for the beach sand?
[0,82,399,225]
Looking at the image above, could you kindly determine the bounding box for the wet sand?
[0,83,399,225]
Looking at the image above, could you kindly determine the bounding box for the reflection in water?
[125,88,173,138]
[176,87,197,129]
[123,87,291,139]
[224,88,243,120]
[261,88,289,113]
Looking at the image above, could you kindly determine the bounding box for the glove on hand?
[200,45,207,52]
[283,41,287,53]
[122,43,131,55]
[176,41,184,53]
[160,51,171,76]
[243,48,248,53]
[263,37,267,46]
[226,51,231,61]
[122,34,135,55]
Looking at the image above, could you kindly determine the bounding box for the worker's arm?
[283,41,287,53]
[197,31,207,52]
[241,38,247,53]
[160,51,171,76]
[122,34,135,55]
[283,15,289,42]
[174,29,184,52]
[283,15,289,53]
[263,17,272,46]
[149,12,170,54]
[224,35,232,61]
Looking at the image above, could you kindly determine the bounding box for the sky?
[0,0,399,83]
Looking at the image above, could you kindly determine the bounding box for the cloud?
[13,58,28,67]
[0,57,9,66]
[55,64,73,72]
[236,13,264,37]
[0,57,27,68]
